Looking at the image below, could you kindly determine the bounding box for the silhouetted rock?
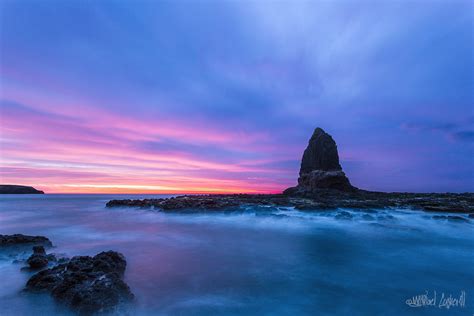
[300,127,342,173]
[27,255,48,269]
[297,170,354,192]
[285,128,356,194]
[26,251,134,314]
[107,196,241,211]
[0,234,52,248]
[105,127,474,214]
[0,185,44,194]
[26,246,50,270]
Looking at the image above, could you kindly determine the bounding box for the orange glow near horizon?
[0,93,297,194]
[0,182,284,195]
[19,184,280,195]
[1,1,473,194]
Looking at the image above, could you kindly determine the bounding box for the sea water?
[0,194,473,315]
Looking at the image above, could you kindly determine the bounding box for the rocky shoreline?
[106,128,473,215]
[106,191,474,214]
[0,234,134,314]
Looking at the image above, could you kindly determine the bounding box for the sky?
[0,0,473,194]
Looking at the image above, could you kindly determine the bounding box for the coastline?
[106,191,474,214]
[0,185,44,194]
[2,193,473,315]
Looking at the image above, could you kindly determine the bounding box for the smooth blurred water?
[0,194,473,315]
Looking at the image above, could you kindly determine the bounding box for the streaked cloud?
[0,0,472,193]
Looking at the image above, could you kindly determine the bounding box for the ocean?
[0,194,473,315]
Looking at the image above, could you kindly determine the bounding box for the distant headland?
[0,185,44,194]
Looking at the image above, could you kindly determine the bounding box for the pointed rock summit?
[300,127,342,173]
[284,128,356,195]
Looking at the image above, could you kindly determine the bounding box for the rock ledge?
[26,251,134,314]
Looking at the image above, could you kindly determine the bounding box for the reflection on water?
[0,194,473,315]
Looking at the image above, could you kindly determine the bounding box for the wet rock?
[294,202,330,211]
[27,254,48,269]
[32,245,46,255]
[106,192,474,214]
[57,256,69,264]
[449,215,466,222]
[0,234,52,248]
[25,246,57,270]
[47,253,58,262]
[433,215,470,223]
[1,234,53,257]
[26,246,49,269]
[423,205,465,213]
[26,251,134,314]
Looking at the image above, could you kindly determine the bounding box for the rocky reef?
[106,127,473,215]
[1,234,133,314]
[0,185,44,194]
[0,234,52,249]
[26,251,134,314]
[25,245,58,270]
[107,192,473,214]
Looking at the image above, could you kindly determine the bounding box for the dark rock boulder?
[32,246,46,255]
[26,251,134,314]
[285,128,356,194]
[0,234,52,248]
[0,185,44,194]
[26,246,49,269]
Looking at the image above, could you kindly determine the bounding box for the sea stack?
[284,127,356,195]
